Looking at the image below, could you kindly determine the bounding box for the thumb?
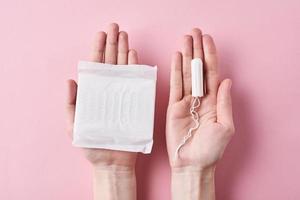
[217,79,234,130]
[66,79,77,138]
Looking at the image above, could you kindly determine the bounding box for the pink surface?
[0,0,299,199]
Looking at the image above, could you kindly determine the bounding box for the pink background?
[0,0,299,199]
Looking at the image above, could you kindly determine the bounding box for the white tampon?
[174,58,204,159]
[191,58,204,97]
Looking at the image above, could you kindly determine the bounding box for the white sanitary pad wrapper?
[72,61,157,154]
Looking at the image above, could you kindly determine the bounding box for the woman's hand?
[66,23,138,170]
[166,28,234,200]
[166,28,235,171]
[66,23,138,200]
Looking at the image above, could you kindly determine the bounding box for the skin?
[65,23,234,200]
[166,28,235,199]
[66,23,137,200]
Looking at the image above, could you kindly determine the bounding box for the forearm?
[93,165,136,200]
[171,166,215,200]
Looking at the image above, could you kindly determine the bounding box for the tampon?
[191,58,204,97]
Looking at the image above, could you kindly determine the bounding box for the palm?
[166,29,234,170]
[66,23,138,168]
[168,96,230,168]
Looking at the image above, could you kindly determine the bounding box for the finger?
[182,35,193,96]
[169,52,183,104]
[66,79,77,137]
[117,31,129,64]
[191,28,204,59]
[217,79,234,130]
[90,31,106,62]
[104,23,119,64]
[203,34,219,96]
[128,49,138,64]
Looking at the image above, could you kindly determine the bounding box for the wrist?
[93,164,137,200]
[171,165,215,177]
[171,166,215,200]
[93,163,136,173]
[83,148,137,170]
[88,152,137,172]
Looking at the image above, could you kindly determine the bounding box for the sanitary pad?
[72,61,157,154]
